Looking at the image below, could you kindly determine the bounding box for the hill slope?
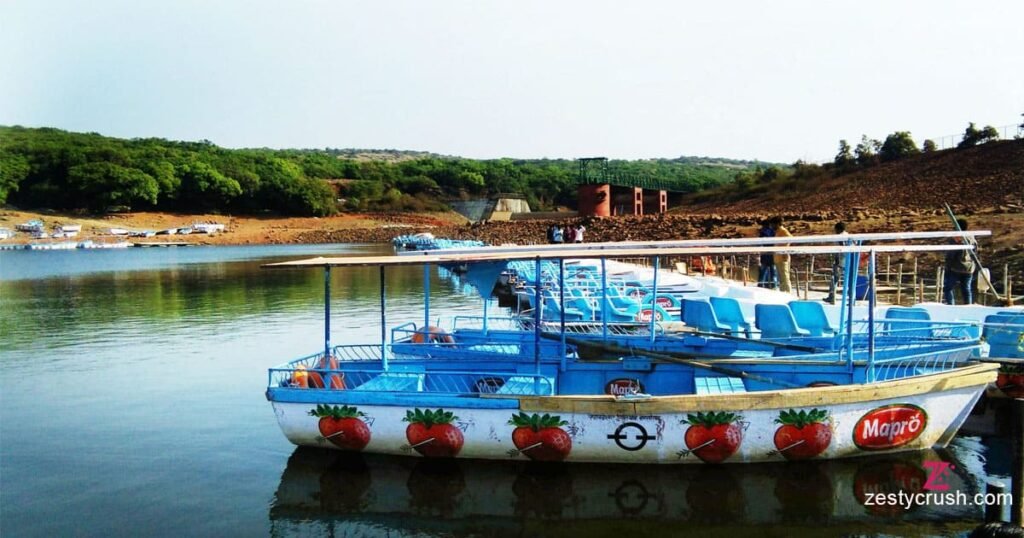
[682,140,1024,214]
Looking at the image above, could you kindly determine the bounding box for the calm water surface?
[0,245,1014,537]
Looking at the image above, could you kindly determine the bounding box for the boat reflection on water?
[270,447,987,537]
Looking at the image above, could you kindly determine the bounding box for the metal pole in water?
[380,265,388,369]
[324,265,331,359]
[986,480,1007,522]
[1013,398,1023,525]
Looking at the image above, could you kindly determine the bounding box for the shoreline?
[2,207,1022,283]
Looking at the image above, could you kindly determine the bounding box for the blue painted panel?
[266,389,522,409]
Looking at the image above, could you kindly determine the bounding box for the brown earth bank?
[3,207,1022,288]
[681,139,1024,214]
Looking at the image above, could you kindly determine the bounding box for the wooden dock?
[132,242,195,248]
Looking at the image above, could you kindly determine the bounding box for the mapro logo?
[853,404,928,450]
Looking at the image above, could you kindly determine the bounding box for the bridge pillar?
[642,189,668,214]
[577,183,611,217]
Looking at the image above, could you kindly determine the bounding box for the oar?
[544,333,801,389]
[664,327,823,353]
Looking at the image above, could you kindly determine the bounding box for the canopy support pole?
[559,258,567,371]
[601,257,609,342]
[534,258,543,386]
[324,266,331,359]
[867,250,876,382]
[423,265,430,332]
[380,265,388,370]
[650,256,660,344]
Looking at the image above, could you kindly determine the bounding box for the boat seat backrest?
[788,300,836,337]
[694,376,747,395]
[754,304,811,339]
[496,376,555,396]
[709,297,752,337]
[682,299,731,334]
[984,313,1024,358]
[354,372,425,392]
[884,307,932,337]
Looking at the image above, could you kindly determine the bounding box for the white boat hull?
[270,364,994,464]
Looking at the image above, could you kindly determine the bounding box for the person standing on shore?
[825,221,848,304]
[757,219,777,289]
[943,218,976,305]
[772,216,793,293]
[573,224,585,243]
[552,224,564,244]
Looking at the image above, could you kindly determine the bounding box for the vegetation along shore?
[1,124,1022,284]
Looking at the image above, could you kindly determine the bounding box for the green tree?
[834,140,854,168]
[958,122,1000,148]
[176,160,242,210]
[879,131,920,162]
[66,162,158,211]
[0,150,29,203]
[922,139,937,152]
[855,135,881,166]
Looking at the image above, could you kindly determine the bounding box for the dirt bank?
[4,206,1020,287]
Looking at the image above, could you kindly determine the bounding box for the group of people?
[756,216,977,306]
[547,224,585,244]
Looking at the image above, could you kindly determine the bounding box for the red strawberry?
[404,408,464,458]
[682,412,742,464]
[773,408,832,460]
[309,404,371,451]
[508,412,573,461]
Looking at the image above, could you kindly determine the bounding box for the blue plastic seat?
[884,307,932,338]
[788,300,836,337]
[682,299,731,334]
[984,313,1024,358]
[496,376,555,395]
[695,376,747,395]
[355,372,425,392]
[541,290,586,321]
[755,303,811,339]
[709,297,752,337]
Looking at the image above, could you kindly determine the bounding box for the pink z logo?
[922,461,954,491]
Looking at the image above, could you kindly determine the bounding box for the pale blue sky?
[2,0,1021,163]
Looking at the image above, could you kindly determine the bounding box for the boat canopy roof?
[263,231,985,269]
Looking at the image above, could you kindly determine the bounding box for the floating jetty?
[132,242,194,248]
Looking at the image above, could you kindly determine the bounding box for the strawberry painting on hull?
[309,404,371,451]
[508,413,573,461]
[681,412,743,464]
[404,408,465,458]
[773,409,832,460]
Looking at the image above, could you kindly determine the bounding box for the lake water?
[0,245,1015,537]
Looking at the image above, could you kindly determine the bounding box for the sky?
[2,0,1022,163]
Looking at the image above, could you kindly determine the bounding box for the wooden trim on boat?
[507,363,999,415]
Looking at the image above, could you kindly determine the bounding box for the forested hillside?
[0,126,765,216]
